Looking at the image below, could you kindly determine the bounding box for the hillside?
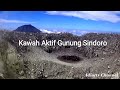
[0,30,120,79]
[14,24,41,33]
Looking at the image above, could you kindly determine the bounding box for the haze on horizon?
[0,11,120,35]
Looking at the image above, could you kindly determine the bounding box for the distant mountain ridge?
[14,25,91,36]
[14,24,41,33]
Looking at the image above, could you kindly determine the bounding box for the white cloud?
[0,19,35,24]
[46,11,120,23]
[71,30,90,36]
[40,29,54,33]
[40,29,61,34]
[40,28,90,35]
[79,30,89,35]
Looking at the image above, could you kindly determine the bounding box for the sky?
[0,11,120,35]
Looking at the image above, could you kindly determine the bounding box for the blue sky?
[0,11,120,35]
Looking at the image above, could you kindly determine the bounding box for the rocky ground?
[0,30,120,79]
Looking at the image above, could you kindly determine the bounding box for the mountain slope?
[14,24,41,33]
[1,29,120,79]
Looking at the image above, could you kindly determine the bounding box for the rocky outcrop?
[1,30,120,79]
